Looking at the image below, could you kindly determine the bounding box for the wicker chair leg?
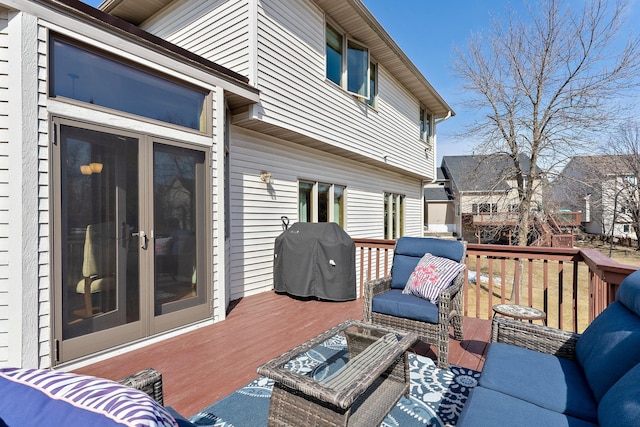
[437,323,449,370]
[452,314,464,341]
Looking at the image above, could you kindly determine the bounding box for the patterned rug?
[188,337,480,426]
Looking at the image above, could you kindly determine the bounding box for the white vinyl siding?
[141,0,251,79]
[229,127,423,300]
[255,0,433,177]
[142,0,436,179]
[0,8,9,365]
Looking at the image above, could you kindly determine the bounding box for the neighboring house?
[436,154,544,242]
[423,167,455,235]
[552,155,639,241]
[1,0,453,368]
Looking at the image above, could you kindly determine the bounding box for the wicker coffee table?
[257,319,418,427]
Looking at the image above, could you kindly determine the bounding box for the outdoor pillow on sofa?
[0,368,178,426]
[402,252,465,303]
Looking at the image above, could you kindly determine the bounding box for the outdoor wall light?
[260,171,273,184]
[80,162,104,175]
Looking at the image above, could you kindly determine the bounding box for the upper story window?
[49,35,209,132]
[420,108,433,142]
[325,23,370,100]
[365,62,378,108]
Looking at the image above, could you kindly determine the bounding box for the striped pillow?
[402,253,465,303]
[0,368,177,427]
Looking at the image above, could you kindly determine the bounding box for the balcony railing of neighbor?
[353,238,638,334]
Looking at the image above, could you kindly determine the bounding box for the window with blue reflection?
[50,37,208,132]
[326,24,343,86]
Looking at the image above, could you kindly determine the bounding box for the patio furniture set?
[2,236,638,426]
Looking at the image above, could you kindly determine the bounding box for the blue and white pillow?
[402,253,466,303]
[0,368,177,426]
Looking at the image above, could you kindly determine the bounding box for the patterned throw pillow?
[0,368,177,427]
[402,253,466,303]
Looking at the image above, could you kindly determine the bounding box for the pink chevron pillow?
[402,253,465,303]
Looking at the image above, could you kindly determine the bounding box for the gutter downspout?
[432,111,452,182]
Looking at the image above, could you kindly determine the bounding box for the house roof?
[424,186,453,201]
[48,0,259,110]
[97,0,454,119]
[442,154,538,193]
[560,155,637,179]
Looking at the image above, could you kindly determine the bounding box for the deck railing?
[353,238,638,334]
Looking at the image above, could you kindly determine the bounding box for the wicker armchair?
[118,367,165,405]
[363,237,466,369]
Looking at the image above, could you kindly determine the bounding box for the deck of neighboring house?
[75,291,491,418]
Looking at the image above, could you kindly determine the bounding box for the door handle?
[132,231,148,250]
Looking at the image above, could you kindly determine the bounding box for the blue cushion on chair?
[598,362,640,427]
[479,342,598,422]
[371,289,439,323]
[616,268,640,316]
[457,386,599,427]
[390,237,465,289]
[575,301,640,402]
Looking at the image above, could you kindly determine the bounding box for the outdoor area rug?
[188,336,480,427]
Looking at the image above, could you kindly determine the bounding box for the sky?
[81,0,640,164]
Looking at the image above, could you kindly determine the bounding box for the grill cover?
[274,222,356,301]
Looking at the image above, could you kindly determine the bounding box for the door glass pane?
[60,125,139,340]
[318,183,330,222]
[154,144,206,316]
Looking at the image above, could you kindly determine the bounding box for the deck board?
[75,291,490,417]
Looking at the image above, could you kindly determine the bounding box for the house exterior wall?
[425,203,454,233]
[142,0,435,178]
[0,1,262,368]
[142,0,253,80]
[229,127,424,299]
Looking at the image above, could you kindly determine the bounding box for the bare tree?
[454,0,640,246]
[603,121,640,249]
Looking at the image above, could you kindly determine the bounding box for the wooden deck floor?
[75,291,491,417]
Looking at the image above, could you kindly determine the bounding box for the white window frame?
[298,181,346,226]
[420,107,433,143]
[325,20,371,101]
[384,192,405,239]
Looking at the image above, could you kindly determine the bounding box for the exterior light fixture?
[80,162,104,175]
[260,171,273,184]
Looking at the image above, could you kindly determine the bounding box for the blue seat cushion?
[575,301,640,401]
[390,237,464,289]
[371,289,439,323]
[457,386,598,427]
[598,362,640,427]
[479,343,597,422]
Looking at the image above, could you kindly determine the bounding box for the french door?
[52,118,211,364]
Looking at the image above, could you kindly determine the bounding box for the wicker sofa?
[363,236,466,369]
[457,268,640,427]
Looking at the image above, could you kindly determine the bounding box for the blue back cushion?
[576,269,640,401]
[598,362,640,427]
[390,237,465,289]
